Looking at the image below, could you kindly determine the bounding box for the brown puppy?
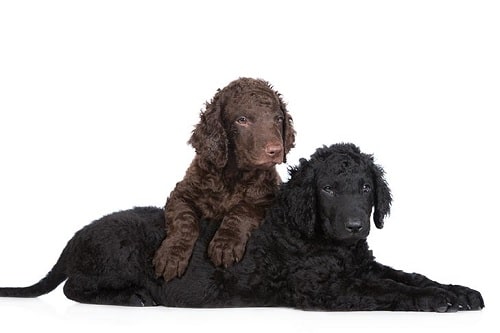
[153,78,295,281]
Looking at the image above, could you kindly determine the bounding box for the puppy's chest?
[194,170,277,219]
[197,183,251,218]
[291,247,366,274]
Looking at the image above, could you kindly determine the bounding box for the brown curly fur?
[153,78,295,281]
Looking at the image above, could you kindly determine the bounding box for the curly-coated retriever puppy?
[0,144,484,312]
[154,77,295,281]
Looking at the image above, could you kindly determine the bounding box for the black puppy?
[0,143,484,311]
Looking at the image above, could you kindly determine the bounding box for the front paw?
[152,238,193,282]
[414,286,484,312]
[208,233,248,268]
[445,285,485,311]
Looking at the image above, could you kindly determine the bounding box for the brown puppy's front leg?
[153,198,199,282]
[208,205,263,268]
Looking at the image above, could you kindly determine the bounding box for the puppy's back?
[65,207,166,279]
[0,206,166,299]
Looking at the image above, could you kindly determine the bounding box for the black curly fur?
[0,143,484,311]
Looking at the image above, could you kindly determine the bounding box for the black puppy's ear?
[188,93,228,169]
[370,161,392,229]
[278,98,295,163]
[282,159,316,238]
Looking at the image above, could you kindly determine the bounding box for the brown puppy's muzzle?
[265,143,283,162]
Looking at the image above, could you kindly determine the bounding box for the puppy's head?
[283,143,391,243]
[189,78,295,170]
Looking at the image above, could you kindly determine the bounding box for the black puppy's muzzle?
[345,218,364,234]
[335,211,371,241]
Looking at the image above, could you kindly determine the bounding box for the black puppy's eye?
[322,185,334,196]
[362,184,372,193]
[236,116,248,125]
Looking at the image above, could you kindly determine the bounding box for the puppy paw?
[130,290,158,307]
[413,286,485,312]
[208,233,248,268]
[152,239,193,281]
[445,284,485,310]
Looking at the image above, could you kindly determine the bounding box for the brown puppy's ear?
[279,99,296,163]
[188,95,228,169]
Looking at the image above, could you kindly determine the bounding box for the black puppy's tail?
[0,254,67,298]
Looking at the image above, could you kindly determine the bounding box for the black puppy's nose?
[345,219,363,233]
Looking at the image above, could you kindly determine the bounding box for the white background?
[0,1,498,332]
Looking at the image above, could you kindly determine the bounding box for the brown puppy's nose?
[265,144,283,157]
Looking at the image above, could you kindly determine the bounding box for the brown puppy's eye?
[276,116,284,123]
[236,116,248,125]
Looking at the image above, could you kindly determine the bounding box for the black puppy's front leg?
[290,266,483,312]
[365,261,484,311]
